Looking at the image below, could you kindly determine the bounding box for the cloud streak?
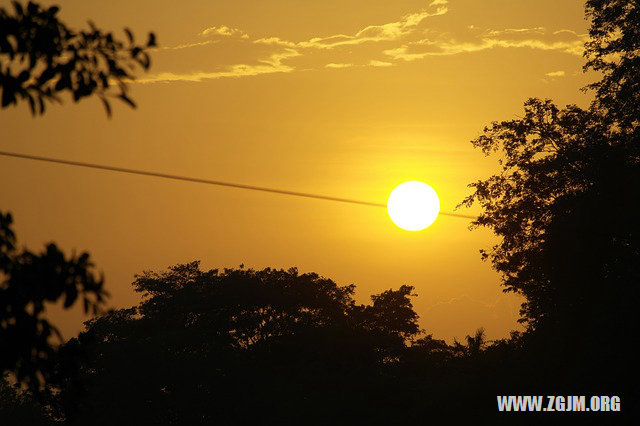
[145,2,448,82]
[384,28,587,61]
[545,70,566,77]
[138,49,300,83]
[253,1,448,51]
[142,1,586,83]
[199,25,249,39]
[323,60,394,70]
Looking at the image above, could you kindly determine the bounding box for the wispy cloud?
[487,27,546,36]
[253,37,297,48]
[142,1,586,83]
[199,25,249,39]
[144,2,448,82]
[325,63,354,69]
[158,25,249,50]
[384,27,587,61]
[324,60,393,70]
[545,70,566,77]
[255,2,448,50]
[369,60,393,67]
[158,40,218,50]
[138,49,300,83]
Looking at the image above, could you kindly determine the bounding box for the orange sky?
[0,0,595,342]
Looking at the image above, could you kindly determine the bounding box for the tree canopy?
[585,0,640,129]
[458,0,640,404]
[56,262,429,424]
[461,0,640,325]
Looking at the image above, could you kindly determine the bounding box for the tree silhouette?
[1,0,638,422]
[459,99,614,329]
[0,212,107,392]
[459,0,640,409]
[459,0,640,330]
[0,374,53,425]
[0,1,156,116]
[1,0,155,393]
[585,0,640,130]
[56,262,426,424]
[453,328,486,358]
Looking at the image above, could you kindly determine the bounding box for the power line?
[0,150,476,219]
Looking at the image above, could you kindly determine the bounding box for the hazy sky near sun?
[0,0,594,341]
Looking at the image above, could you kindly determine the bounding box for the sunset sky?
[0,0,595,342]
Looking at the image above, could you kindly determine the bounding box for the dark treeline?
[2,0,640,423]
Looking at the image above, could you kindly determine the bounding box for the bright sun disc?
[387,181,440,231]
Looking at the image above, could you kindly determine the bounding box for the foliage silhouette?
[0,1,156,116]
[1,0,152,394]
[0,374,53,425]
[0,212,107,392]
[459,0,640,415]
[1,0,640,423]
[52,260,630,424]
[55,262,429,424]
[459,99,616,328]
[585,0,640,129]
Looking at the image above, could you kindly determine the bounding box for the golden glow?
[387,181,440,231]
[0,0,585,340]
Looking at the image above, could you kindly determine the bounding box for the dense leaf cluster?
[585,0,640,129]
[461,0,640,328]
[458,2,640,408]
[0,375,52,426]
[55,262,429,424]
[0,212,107,391]
[0,1,155,115]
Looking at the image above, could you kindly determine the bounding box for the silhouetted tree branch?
[0,212,107,392]
[585,0,640,130]
[0,1,156,116]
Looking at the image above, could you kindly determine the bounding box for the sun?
[387,181,440,231]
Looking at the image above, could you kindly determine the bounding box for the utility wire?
[0,150,476,219]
